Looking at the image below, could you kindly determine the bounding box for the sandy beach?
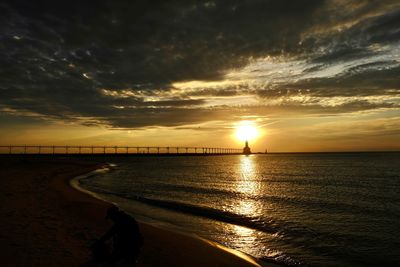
[0,157,275,267]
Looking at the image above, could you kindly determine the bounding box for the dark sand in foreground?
[0,157,279,267]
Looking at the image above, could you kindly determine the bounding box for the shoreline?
[0,157,279,267]
[71,163,273,267]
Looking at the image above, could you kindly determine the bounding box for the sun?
[235,121,258,142]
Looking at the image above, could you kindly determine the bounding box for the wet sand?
[0,157,276,267]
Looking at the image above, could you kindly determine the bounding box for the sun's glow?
[235,121,258,142]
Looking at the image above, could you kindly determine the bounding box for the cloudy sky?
[1,0,400,152]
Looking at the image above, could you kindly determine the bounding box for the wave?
[81,173,400,228]
[80,182,400,267]
[117,181,400,220]
[94,187,282,234]
[80,181,289,233]
[81,184,327,239]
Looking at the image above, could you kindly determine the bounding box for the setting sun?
[235,121,258,142]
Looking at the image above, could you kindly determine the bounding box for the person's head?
[105,206,120,221]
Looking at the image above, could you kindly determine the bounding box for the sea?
[77,153,400,267]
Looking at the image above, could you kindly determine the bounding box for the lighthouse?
[243,140,251,154]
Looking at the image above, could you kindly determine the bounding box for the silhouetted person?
[97,206,143,266]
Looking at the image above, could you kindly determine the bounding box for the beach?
[0,157,271,267]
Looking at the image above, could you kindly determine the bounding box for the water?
[78,153,400,267]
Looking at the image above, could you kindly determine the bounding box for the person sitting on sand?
[97,206,143,266]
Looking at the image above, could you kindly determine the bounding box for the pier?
[0,145,243,155]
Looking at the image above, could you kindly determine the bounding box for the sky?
[1,0,400,152]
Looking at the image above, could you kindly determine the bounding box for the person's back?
[97,206,143,266]
[112,211,143,254]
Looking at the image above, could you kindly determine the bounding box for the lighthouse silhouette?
[243,140,251,154]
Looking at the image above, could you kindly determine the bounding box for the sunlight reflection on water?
[227,156,268,256]
[235,156,260,215]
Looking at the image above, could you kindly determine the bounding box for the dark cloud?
[1,0,400,128]
[1,0,324,86]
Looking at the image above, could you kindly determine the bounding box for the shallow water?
[79,153,400,267]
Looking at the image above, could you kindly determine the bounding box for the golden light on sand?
[235,121,258,142]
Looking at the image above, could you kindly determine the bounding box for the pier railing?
[0,145,242,155]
